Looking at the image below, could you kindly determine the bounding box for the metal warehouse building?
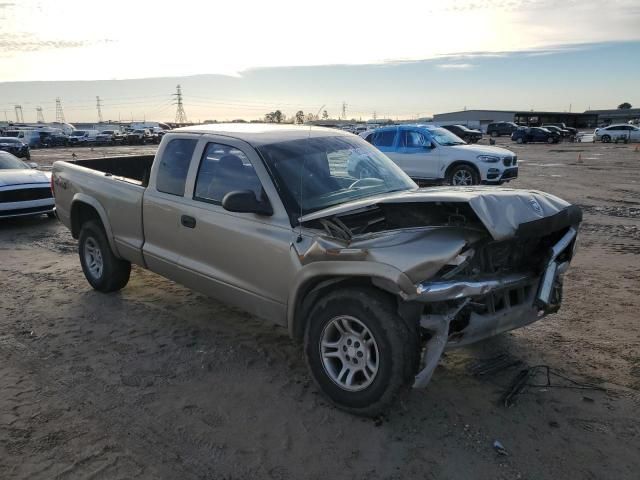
[433,109,599,131]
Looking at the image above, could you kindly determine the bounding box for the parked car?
[96,130,124,145]
[38,131,69,147]
[0,137,31,160]
[0,151,54,219]
[68,130,99,145]
[3,129,42,148]
[511,127,561,144]
[125,129,153,145]
[594,124,640,143]
[540,125,566,138]
[542,123,577,137]
[441,124,483,143]
[360,125,517,185]
[52,124,581,415]
[486,122,518,137]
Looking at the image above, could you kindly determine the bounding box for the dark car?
[541,125,566,138]
[543,123,577,136]
[0,137,31,160]
[38,131,69,147]
[511,127,561,144]
[486,122,518,137]
[125,129,152,145]
[441,124,483,143]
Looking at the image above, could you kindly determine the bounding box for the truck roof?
[172,123,352,146]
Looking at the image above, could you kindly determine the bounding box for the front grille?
[503,156,517,166]
[0,187,53,203]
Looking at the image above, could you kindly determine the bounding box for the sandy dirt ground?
[1,140,639,479]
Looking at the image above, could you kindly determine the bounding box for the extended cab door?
[385,129,440,180]
[148,136,293,324]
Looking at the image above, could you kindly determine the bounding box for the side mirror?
[222,190,273,216]
[28,162,38,169]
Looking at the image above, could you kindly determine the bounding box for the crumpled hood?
[0,169,50,187]
[300,186,574,241]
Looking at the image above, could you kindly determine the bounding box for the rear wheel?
[601,135,611,143]
[516,137,524,144]
[79,220,131,292]
[447,164,480,186]
[304,287,417,417]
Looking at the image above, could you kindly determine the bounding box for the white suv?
[360,125,517,185]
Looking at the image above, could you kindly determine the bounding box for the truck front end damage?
[297,188,582,389]
[411,226,577,387]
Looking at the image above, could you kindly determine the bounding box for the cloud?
[436,63,475,69]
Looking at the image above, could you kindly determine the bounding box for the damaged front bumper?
[412,227,577,388]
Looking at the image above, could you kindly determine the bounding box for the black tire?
[601,135,611,143]
[516,137,524,144]
[304,287,418,417]
[462,135,470,143]
[446,163,480,186]
[547,137,555,144]
[78,220,131,292]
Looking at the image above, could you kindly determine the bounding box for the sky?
[1,0,639,122]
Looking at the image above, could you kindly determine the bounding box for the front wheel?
[79,220,131,292]
[447,164,480,186]
[304,287,417,417]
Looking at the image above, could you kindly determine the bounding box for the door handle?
[181,215,196,228]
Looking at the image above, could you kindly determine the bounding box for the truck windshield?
[258,135,416,217]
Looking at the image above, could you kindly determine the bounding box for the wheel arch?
[288,271,419,342]
[70,194,119,255]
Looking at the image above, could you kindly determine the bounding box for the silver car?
[0,151,55,219]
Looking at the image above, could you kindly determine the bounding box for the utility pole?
[14,105,24,123]
[341,101,347,121]
[372,111,377,121]
[36,106,45,123]
[55,97,66,123]
[173,84,188,124]
[96,96,103,123]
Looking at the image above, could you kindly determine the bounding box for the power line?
[173,85,188,124]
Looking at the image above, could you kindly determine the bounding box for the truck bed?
[70,155,155,186]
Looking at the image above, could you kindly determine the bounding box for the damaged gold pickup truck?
[52,124,581,416]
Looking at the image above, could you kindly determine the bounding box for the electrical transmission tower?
[96,96,103,123]
[55,97,66,123]
[341,101,347,120]
[14,105,24,123]
[173,85,188,124]
[36,106,45,123]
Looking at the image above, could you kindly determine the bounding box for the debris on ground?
[493,440,508,456]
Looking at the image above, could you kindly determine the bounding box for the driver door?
[387,129,440,179]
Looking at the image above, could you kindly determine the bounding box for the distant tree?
[273,110,283,123]
[306,113,317,122]
[322,110,329,120]
[265,112,274,123]
[295,110,305,124]
[618,102,632,109]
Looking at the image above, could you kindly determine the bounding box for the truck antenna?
[297,104,325,243]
